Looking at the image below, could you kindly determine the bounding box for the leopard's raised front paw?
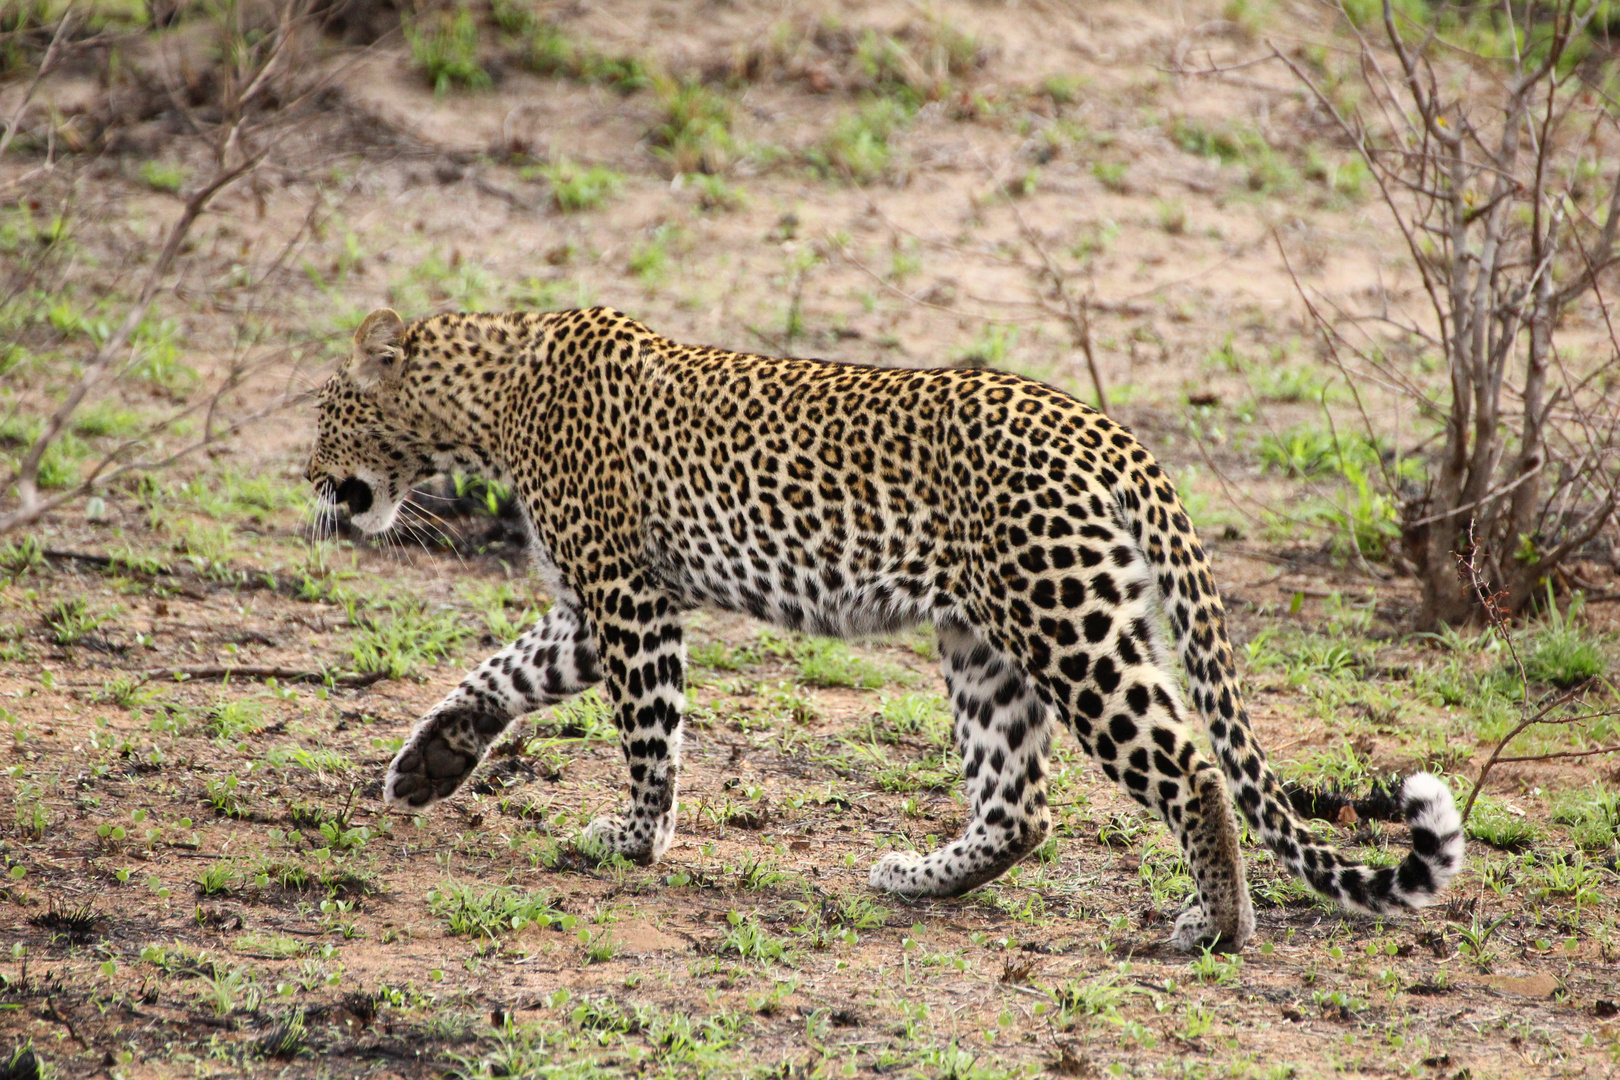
[385,739,471,809]
[868,852,931,895]
[383,707,503,810]
[581,812,671,865]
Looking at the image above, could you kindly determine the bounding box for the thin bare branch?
[3,151,263,514]
[0,4,74,160]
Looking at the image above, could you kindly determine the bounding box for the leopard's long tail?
[1108,450,1464,915]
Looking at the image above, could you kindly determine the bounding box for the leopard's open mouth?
[334,477,374,516]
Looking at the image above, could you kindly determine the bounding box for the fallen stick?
[141,665,389,688]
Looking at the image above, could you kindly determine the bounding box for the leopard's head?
[305,309,444,534]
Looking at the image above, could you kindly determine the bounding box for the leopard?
[305,305,1464,953]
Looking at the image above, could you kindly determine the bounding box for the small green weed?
[508,275,594,311]
[1278,742,1372,787]
[808,99,910,185]
[427,881,569,938]
[1157,198,1187,234]
[206,775,246,817]
[535,687,616,743]
[581,931,617,964]
[391,252,494,312]
[1139,848,1195,909]
[1319,461,1400,562]
[205,698,265,742]
[512,16,650,93]
[853,18,983,106]
[1304,146,1371,198]
[953,324,1017,369]
[44,596,113,646]
[138,160,186,192]
[406,7,491,94]
[0,536,43,580]
[792,638,895,689]
[1187,948,1241,985]
[96,675,154,708]
[1247,361,1330,404]
[720,911,791,963]
[257,1009,306,1060]
[861,691,951,748]
[726,854,788,891]
[1522,588,1605,687]
[195,864,235,897]
[1092,160,1129,193]
[1465,795,1542,850]
[1170,117,1298,194]
[651,79,735,176]
[348,600,471,679]
[72,401,143,439]
[234,933,307,960]
[693,174,745,211]
[689,640,760,671]
[1257,427,1388,479]
[1529,852,1606,906]
[528,158,624,213]
[1041,74,1084,105]
[198,964,260,1016]
[1048,974,1123,1022]
[1551,784,1620,851]
[629,224,679,282]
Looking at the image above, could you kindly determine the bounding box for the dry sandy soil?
[1,1,1618,1078]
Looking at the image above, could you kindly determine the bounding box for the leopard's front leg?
[385,599,600,810]
[578,578,685,865]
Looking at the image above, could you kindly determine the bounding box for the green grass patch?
[1170,117,1298,195]
[525,158,624,213]
[719,910,793,963]
[406,7,491,94]
[347,600,472,679]
[792,638,901,690]
[807,99,910,185]
[1257,426,1391,479]
[1521,591,1605,688]
[856,691,952,749]
[44,596,114,645]
[427,881,569,938]
[1551,784,1620,852]
[499,7,650,94]
[533,687,616,743]
[1466,795,1543,851]
[651,79,736,176]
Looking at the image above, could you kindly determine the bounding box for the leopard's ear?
[347,309,407,391]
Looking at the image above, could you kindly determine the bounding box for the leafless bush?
[0,0,334,534]
[1277,0,1620,627]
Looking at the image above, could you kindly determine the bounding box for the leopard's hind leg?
[869,619,1052,897]
[1039,600,1255,952]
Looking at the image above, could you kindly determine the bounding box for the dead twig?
[142,666,390,688]
[1455,523,1615,826]
[0,3,75,160]
[975,150,1108,412]
[2,151,263,527]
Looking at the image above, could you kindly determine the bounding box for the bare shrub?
[0,0,334,533]
[1278,1,1620,627]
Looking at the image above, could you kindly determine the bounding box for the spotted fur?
[306,306,1464,952]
